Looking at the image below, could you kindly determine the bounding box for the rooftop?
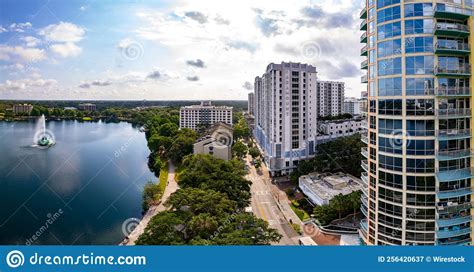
[299,172,362,202]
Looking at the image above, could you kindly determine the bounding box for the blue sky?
[0,0,364,100]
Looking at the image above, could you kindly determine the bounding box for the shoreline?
[120,161,178,245]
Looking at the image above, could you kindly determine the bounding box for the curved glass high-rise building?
[360,0,473,245]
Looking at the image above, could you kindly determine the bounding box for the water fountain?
[35,115,55,147]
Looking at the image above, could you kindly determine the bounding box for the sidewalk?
[122,161,177,245]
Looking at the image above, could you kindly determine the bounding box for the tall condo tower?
[360,0,473,245]
[254,62,318,176]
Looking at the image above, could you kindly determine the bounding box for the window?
[405,19,433,35]
[406,120,435,136]
[378,57,402,76]
[406,193,436,206]
[369,81,376,96]
[378,77,402,96]
[406,139,435,155]
[378,21,401,39]
[406,56,434,75]
[405,36,433,53]
[406,158,435,173]
[378,99,403,115]
[379,154,403,172]
[377,0,400,9]
[406,78,434,95]
[379,118,402,134]
[406,99,435,116]
[379,136,403,154]
[404,3,433,17]
[379,171,403,189]
[377,6,401,23]
[406,176,436,192]
[378,39,401,57]
[379,187,403,204]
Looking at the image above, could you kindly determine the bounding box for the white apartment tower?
[179,101,233,130]
[248,92,255,116]
[254,62,318,176]
[317,81,345,117]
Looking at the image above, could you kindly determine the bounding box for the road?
[122,161,178,245]
[246,156,298,245]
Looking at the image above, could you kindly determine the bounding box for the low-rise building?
[78,103,96,111]
[13,104,33,115]
[193,122,233,161]
[180,101,233,130]
[299,172,362,206]
[317,117,364,137]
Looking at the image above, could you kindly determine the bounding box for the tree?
[168,130,197,163]
[179,154,251,209]
[331,194,347,219]
[313,204,337,225]
[248,147,261,159]
[135,211,186,245]
[142,181,163,211]
[349,191,362,221]
[232,141,248,159]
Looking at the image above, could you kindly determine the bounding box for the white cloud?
[0,45,46,63]
[20,36,40,47]
[38,22,85,42]
[0,77,57,91]
[8,22,32,33]
[50,42,82,58]
[80,6,86,11]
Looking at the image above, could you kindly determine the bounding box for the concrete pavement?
[122,161,178,245]
[246,156,299,245]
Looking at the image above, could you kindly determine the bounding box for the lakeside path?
[123,161,177,245]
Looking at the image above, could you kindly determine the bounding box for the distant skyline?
[0,0,364,100]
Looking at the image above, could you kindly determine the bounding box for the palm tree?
[331,194,346,219]
[349,191,361,222]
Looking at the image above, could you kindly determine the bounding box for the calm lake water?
[0,120,155,245]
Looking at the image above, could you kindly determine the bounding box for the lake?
[0,120,155,245]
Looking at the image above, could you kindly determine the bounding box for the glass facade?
[360,0,473,246]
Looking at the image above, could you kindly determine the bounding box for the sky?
[0,0,365,100]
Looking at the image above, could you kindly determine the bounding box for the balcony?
[436,167,474,183]
[435,108,471,118]
[360,7,367,19]
[361,120,368,129]
[437,202,473,215]
[361,133,368,144]
[434,4,470,20]
[361,203,368,218]
[360,20,367,31]
[360,219,368,233]
[436,148,473,161]
[361,147,368,158]
[435,86,470,97]
[361,75,368,83]
[360,32,367,43]
[437,215,472,228]
[437,227,471,239]
[437,187,473,199]
[436,128,471,140]
[434,65,471,77]
[361,160,368,172]
[435,22,469,37]
[437,237,472,245]
[361,59,368,70]
[361,172,368,186]
[435,42,470,56]
[360,45,367,56]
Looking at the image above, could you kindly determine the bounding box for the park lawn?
[158,163,169,193]
[290,202,310,221]
[82,117,92,121]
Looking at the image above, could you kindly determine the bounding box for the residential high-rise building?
[360,0,473,246]
[344,97,363,116]
[317,81,344,117]
[254,62,318,176]
[78,103,96,111]
[248,92,255,116]
[179,101,233,130]
[12,104,33,115]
